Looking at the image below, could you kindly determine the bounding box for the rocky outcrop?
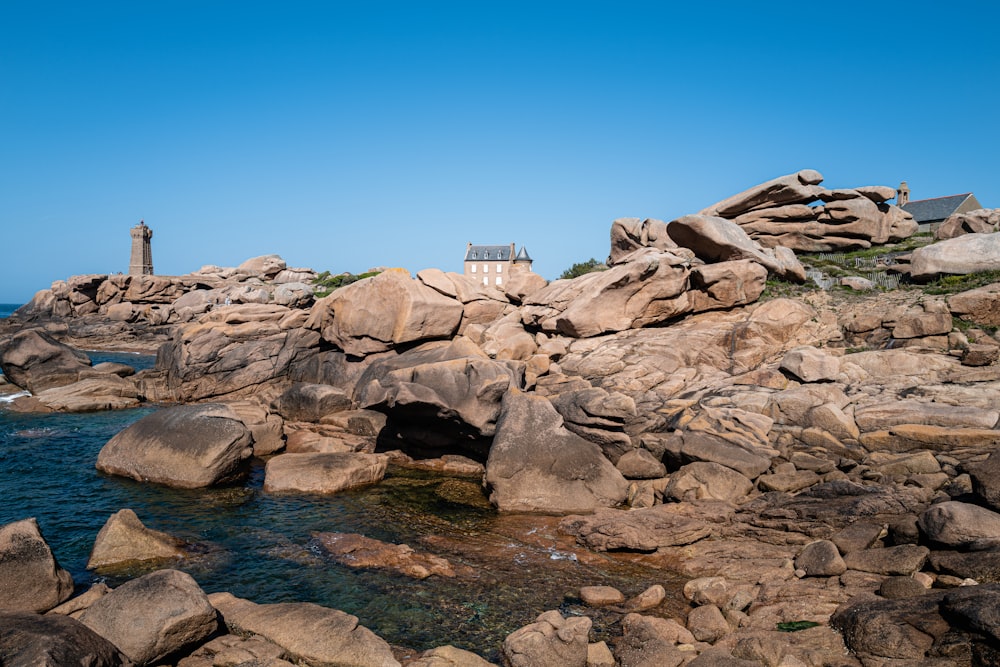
[559,504,711,552]
[79,569,219,665]
[305,268,463,355]
[210,592,401,667]
[14,255,316,327]
[522,248,772,338]
[0,518,74,613]
[935,207,1000,240]
[910,232,1000,280]
[354,338,522,458]
[0,328,93,392]
[96,404,253,488]
[0,612,131,667]
[87,509,187,570]
[485,391,629,513]
[699,169,916,251]
[159,304,321,401]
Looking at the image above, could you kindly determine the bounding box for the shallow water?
[0,358,685,658]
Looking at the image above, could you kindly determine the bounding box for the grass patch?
[923,270,1000,295]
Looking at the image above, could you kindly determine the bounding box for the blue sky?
[2,1,998,304]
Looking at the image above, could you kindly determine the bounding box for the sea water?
[0,341,682,657]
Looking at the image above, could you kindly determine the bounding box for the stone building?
[463,243,533,287]
[129,220,154,276]
[898,182,983,234]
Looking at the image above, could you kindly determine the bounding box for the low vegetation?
[312,270,381,298]
[923,270,1000,296]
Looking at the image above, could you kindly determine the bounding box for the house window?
[483,276,488,286]
[495,276,502,285]
[496,263,503,273]
[482,264,488,273]
[470,264,476,273]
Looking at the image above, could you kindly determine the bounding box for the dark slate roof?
[515,246,532,261]
[902,193,974,223]
[465,245,511,261]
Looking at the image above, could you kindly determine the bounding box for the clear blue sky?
[2,1,998,304]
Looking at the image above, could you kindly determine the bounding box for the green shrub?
[560,258,608,280]
[312,270,381,298]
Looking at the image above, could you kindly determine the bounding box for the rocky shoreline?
[3,169,1000,665]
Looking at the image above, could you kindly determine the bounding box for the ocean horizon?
[0,303,22,319]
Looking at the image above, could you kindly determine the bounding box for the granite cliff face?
[4,170,1000,665]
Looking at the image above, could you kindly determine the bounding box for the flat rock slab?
[209,592,400,667]
[96,404,253,488]
[263,452,388,494]
[559,505,712,552]
[842,544,929,576]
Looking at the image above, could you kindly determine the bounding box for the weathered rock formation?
[935,207,1000,240]
[0,612,131,667]
[700,169,917,251]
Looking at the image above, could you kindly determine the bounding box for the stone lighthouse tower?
[129,220,154,276]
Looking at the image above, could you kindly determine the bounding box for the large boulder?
[210,592,401,667]
[96,404,253,488]
[918,501,1000,547]
[236,254,287,279]
[547,387,636,462]
[699,169,825,218]
[0,328,92,392]
[305,268,464,355]
[502,610,591,667]
[79,569,219,666]
[910,233,1000,280]
[0,518,74,613]
[263,452,388,494]
[354,338,522,458]
[87,508,187,570]
[0,612,131,667]
[484,391,629,514]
